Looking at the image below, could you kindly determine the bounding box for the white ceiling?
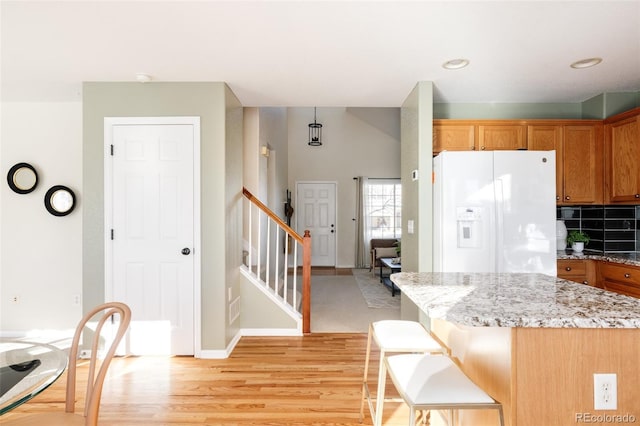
[1,1,639,106]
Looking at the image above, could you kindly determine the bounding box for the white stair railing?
[242,188,311,333]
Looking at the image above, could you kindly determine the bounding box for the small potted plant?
[393,239,401,264]
[566,230,589,253]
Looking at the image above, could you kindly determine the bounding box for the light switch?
[408,220,414,234]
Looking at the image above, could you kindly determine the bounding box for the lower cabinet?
[557,259,596,286]
[598,262,640,298]
[558,259,640,298]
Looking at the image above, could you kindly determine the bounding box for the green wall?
[400,82,433,321]
[434,91,640,120]
[83,82,242,352]
[434,102,581,119]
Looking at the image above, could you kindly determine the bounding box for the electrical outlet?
[594,373,617,410]
[79,350,92,359]
[72,294,81,305]
[10,295,19,304]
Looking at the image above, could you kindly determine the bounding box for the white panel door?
[296,182,336,266]
[107,120,196,355]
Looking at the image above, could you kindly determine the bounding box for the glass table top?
[0,341,68,415]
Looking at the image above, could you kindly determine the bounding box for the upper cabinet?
[477,124,526,151]
[433,120,526,153]
[604,108,640,204]
[562,124,604,205]
[433,124,475,152]
[434,109,640,207]
[528,123,603,205]
[527,125,563,202]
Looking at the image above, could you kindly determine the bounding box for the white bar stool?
[359,320,447,426]
[384,353,505,426]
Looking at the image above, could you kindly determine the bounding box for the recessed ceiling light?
[442,58,470,70]
[570,57,602,69]
[136,73,152,83]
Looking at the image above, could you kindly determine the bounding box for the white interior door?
[296,182,336,266]
[105,117,199,356]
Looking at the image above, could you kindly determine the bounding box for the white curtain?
[354,176,370,268]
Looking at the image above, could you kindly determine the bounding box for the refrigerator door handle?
[494,178,505,273]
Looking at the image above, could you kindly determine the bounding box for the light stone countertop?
[390,272,640,328]
[557,251,640,267]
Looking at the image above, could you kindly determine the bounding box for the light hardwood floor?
[3,334,425,425]
[4,270,421,425]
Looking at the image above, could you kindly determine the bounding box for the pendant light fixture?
[308,107,323,146]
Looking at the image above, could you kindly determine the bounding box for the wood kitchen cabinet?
[433,120,527,154]
[528,122,603,205]
[561,124,604,204]
[528,125,563,203]
[604,107,640,204]
[477,124,526,151]
[433,123,475,153]
[557,259,596,286]
[598,261,640,298]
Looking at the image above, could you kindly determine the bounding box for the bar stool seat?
[384,354,504,426]
[359,320,446,426]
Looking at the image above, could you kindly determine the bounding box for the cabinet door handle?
[565,196,571,200]
[635,194,640,198]
[556,195,561,201]
[624,273,631,278]
[583,280,588,285]
[471,146,475,150]
[481,146,486,150]
[565,267,572,271]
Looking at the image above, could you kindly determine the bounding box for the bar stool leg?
[409,406,416,426]
[374,349,388,426]
[359,323,373,422]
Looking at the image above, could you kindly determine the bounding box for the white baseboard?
[240,328,302,337]
[197,327,301,359]
[197,330,241,359]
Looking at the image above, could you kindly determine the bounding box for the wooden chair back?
[65,302,131,426]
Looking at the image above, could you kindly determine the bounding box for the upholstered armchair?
[369,238,399,271]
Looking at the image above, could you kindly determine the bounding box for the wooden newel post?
[302,230,312,334]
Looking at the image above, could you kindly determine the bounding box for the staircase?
[242,188,311,333]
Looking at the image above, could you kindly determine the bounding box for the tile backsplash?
[557,205,640,253]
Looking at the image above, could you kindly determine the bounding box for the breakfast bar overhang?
[391,272,640,426]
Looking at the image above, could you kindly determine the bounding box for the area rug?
[352,269,401,309]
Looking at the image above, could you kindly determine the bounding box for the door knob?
[181,248,191,255]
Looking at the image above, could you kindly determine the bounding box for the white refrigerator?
[433,150,557,276]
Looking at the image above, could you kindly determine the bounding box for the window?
[366,179,401,239]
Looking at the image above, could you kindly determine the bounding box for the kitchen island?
[391,272,640,426]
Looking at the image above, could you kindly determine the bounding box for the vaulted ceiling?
[1,1,639,106]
